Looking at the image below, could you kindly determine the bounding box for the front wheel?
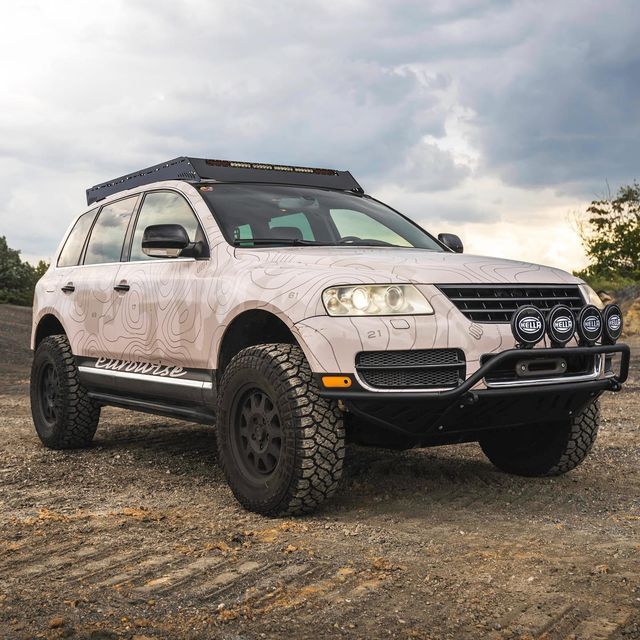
[216,344,345,516]
[479,400,599,477]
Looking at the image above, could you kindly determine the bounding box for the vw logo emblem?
[519,317,542,334]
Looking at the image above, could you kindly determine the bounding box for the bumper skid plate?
[321,344,630,440]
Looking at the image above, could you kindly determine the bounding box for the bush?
[0,236,49,306]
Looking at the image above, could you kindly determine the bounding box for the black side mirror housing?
[142,224,190,258]
[438,233,464,253]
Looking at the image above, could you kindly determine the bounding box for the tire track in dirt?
[1,305,639,639]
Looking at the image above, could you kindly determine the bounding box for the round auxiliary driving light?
[546,304,576,346]
[577,305,603,346]
[602,303,623,344]
[511,305,546,348]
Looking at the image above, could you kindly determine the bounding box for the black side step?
[88,392,216,425]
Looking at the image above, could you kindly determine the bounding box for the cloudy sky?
[1,0,638,271]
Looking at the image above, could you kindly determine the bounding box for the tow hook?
[459,392,478,408]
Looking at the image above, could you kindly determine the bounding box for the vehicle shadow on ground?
[93,417,219,466]
[83,414,624,521]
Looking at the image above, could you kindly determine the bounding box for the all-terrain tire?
[479,400,599,477]
[30,335,100,449]
[216,343,345,516]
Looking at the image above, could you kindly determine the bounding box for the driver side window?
[130,191,206,261]
[330,209,410,246]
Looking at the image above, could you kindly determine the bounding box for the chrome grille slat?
[452,296,583,303]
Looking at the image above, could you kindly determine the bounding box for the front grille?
[356,348,465,389]
[437,284,584,323]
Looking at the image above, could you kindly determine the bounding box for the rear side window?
[129,191,205,261]
[84,197,138,265]
[57,209,98,267]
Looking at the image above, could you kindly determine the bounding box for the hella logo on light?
[519,317,542,334]
[552,316,572,332]
[583,316,601,332]
[608,315,621,331]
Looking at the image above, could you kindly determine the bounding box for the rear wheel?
[216,343,345,516]
[30,335,100,449]
[479,400,599,477]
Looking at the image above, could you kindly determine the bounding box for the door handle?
[61,283,75,293]
[113,283,130,292]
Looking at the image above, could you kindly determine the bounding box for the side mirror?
[142,224,190,258]
[438,232,464,253]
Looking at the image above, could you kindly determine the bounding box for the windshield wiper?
[337,238,397,247]
[233,238,328,247]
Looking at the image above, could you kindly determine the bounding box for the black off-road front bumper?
[318,344,630,445]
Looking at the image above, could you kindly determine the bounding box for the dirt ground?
[0,304,638,640]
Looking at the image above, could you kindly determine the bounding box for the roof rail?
[86,156,364,205]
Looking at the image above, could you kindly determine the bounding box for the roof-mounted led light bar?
[86,156,364,205]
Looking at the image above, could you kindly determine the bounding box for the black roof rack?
[86,156,364,205]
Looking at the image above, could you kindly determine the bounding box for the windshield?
[199,184,443,250]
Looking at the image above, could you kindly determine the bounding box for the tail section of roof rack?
[86,157,364,205]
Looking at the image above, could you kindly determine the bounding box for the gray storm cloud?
[0,0,638,262]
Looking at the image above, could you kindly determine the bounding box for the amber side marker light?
[322,376,352,388]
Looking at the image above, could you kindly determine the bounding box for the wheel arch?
[216,308,315,380]
[32,313,67,350]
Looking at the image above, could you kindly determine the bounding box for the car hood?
[236,246,581,285]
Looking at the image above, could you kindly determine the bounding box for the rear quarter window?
[57,209,98,267]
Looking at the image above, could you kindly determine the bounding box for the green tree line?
[575,181,640,289]
[0,236,49,306]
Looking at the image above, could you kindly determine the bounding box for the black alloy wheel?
[216,343,346,516]
[39,363,59,424]
[30,335,101,449]
[231,387,283,481]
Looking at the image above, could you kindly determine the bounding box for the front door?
[108,189,211,403]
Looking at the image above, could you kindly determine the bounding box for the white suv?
[30,157,629,515]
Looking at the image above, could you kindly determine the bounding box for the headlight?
[322,284,434,316]
[578,283,604,309]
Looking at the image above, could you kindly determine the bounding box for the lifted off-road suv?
[31,157,630,515]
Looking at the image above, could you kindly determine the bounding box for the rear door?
[68,195,139,368]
